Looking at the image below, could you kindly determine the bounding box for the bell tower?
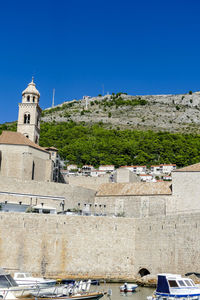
[17,78,42,144]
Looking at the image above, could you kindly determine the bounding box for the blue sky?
[1,0,200,123]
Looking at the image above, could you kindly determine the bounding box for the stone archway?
[138,268,150,277]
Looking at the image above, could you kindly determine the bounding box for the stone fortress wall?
[66,174,111,191]
[0,165,200,278]
[0,212,200,279]
[0,175,95,211]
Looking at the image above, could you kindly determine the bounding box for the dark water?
[100,283,154,300]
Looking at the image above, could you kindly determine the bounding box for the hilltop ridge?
[42,91,200,133]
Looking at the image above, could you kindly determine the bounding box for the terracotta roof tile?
[174,163,200,172]
[44,146,58,151]
[0,131,48,153]
[96,182,172,196]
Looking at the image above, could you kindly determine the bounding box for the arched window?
[24,113,30,124]
[27,95,30,102]
[24,134,29,139]
[33,96,35,103]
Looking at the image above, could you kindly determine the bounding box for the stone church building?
[0,79,53,182]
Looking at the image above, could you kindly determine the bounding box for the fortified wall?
[0,164,200,279]
[0,175,95,211]
[0,212,199,279]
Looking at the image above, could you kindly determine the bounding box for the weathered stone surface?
[0,212,200,280]
[136,274,157,287]
[42,92,200,133]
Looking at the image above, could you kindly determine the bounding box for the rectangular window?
[178,280,185,286]
[168,280,179,287]
[184,280,192,286]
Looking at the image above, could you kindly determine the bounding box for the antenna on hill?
[85,97,88,110]
[52,88,55,107]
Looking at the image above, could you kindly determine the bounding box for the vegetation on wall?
[94,95,148,108]
[39,121,200,168]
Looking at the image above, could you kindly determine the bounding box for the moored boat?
[120,283,138,292]
[31,280,109,300]
[34,291,107,300]
[0,268,38,299]
[13,272,56,288]
[147,273,200,300]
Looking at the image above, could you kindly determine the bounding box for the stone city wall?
[134,212,200,275]
[171,172,200,214]
[0,176,95,211]
[0,213,136,279]
[94,195,168,218]
[0,212,199,279]
[66,175,110,191]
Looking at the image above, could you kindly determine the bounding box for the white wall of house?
[160,164,176,174]
[99,165,115,172]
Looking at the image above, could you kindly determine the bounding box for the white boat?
[0,268,37,299]
[33,291,107,300]
[31,280,109,300]
[147,273,200,300]
[13,272,56,287]
[0,271,108,300]
[120,283,138,292]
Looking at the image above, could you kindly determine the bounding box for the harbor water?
[101,283,154,300]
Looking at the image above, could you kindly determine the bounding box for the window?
[35,136,38,144]
[33,96,35,102]
[168,280,178,287]
[32,161,35,180]
[24,113,30,124]
[178,280,185,286]
[184,280,192,286]
[27,95,30,102]
[16,274,25,279]
[0,275,17,287]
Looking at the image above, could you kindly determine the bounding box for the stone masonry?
[0,212,200,279]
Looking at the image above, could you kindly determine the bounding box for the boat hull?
[120,284,138,293]
[31,292,106,300]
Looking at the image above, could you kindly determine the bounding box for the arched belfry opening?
[24,113,30,124]
[138,268,150,277]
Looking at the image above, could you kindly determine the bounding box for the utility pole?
[52,88,55,107]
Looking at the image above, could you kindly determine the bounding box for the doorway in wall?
[138,268,150,277]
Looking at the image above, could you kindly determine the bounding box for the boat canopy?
[156,275,170,294]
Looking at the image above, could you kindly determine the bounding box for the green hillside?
[1,121,200,168]
[39,121,200,168]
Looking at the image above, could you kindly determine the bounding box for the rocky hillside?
[42,91,200,133]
